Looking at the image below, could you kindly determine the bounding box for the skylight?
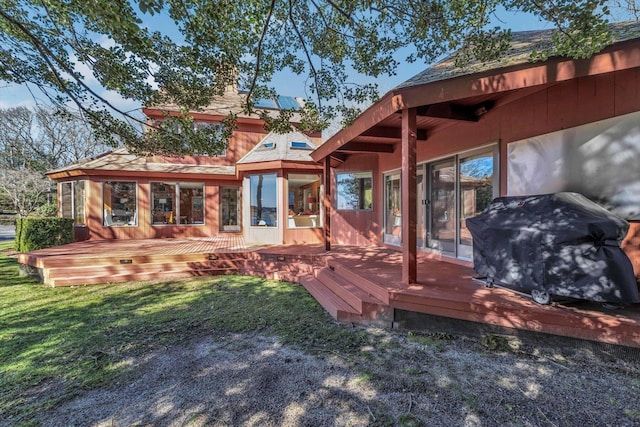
[257,141,276,151]
[277,96,301,111]
[290,141,312,150]
[251,95,302,111]
[254,97,279,109]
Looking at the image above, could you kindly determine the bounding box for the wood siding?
[330,68,640,279]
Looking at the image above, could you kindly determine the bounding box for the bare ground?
[30,327,640,427]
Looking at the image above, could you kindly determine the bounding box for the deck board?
[17,238,640,347]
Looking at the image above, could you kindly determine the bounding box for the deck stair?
[24,252,249,287]
[242,252,321,282]
[300,259,392,326]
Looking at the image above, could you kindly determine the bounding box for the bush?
[15,217,74,252]
[33,203,58,217]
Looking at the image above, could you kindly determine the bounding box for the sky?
[0,7,562,115]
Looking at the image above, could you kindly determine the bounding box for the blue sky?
[0,7,552,113]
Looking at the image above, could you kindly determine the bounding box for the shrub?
[33,203,58,217]
[15,217,74,252]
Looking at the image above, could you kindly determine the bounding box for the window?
[336,172,372,210]
[257,141,276,151]
[180,182,204,225]
[287,174,322,228]
[220,187,241,231]
[151,182,204,225]
[151,182,176,224]
[60,182,72,219]
[194,122,227,157]
[103,181,137,227]
[60,181,86,225]
[250,173,277,227]
[73,181,86,225]
[290,141,313,150]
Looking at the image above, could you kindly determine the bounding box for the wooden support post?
[324,156,332,251]
[401,108,417,284]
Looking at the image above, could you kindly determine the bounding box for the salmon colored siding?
[329,67,640,279]
[330,155,380,246]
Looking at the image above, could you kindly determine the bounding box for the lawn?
[0,241,371,424]
[2,240,640,427]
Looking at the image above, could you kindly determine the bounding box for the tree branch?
[288,0,323,110]
[245,0,277,105]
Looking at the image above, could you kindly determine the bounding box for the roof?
[237,131,319,165]
[145,85,305,121]
[47,148,236,178]
[312,20,640,162]
[397,21,640,90]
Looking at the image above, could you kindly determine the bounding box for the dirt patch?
[32,329,640,427]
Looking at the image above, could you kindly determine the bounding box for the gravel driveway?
[30,330,640,427]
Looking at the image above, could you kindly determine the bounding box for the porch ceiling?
[324,90,516,162]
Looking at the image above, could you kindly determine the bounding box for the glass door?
[458,151,495,258]
[428,158,456,255]
[220,186,241,231]
[383,172,402,245]
[416,167,426,248]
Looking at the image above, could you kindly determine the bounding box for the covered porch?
[17,239,640,348]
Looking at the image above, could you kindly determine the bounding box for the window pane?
[179,182,204,224]
[336,172,372,210]
[250,173,277,227]
[73,181,85,225]
[60,182,72,218]
[151,182,176,224]
[287,173,322,228]
[103,181,137,227]
[220,187,241,231]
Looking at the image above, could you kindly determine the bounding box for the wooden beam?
[362,126,428,141]
[324,156,332,251]
[416,101,494,122]
[328,152,347,168]
[401,108,417,285]
[339,141,394,153]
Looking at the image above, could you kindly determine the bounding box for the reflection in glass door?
[428,159,456,254]
[458,151,494,258]
[383,172,402,245]
[416,169,426,248]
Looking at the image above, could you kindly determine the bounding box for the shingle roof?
[47,147,236,177]
[237,131,319,165]
[396,20,640,90]
[148,86,305,121]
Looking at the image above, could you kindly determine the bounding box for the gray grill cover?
[466,192,639,303]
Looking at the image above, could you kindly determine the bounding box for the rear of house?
[312,21,640,284]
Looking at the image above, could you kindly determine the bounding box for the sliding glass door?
[383,146,496,259]
[424,147,497,259]
[428,158,457,254]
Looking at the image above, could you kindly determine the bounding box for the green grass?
[0,241,372,423]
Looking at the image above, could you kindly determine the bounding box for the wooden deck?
[18,238,640,348]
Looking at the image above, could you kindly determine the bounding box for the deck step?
[44,259,243,281]
[326,259,390,304]
[315,267,384,313]
[20,251,249,269]
[299,275,361,321]
[48,267,239,287]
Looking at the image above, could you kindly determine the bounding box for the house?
[46,21,640,284]
[46,87,324,245]
[311,21,640,285]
